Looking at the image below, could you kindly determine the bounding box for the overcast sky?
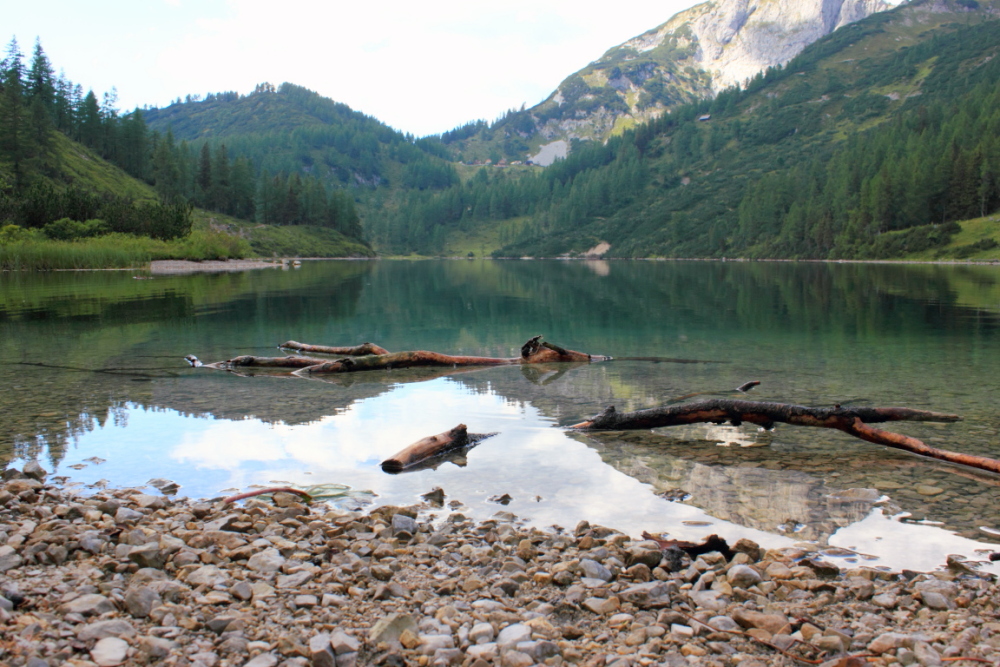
[5,0,703,137]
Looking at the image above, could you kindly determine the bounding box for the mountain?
[387,0,1000,261]
[143,83,458,192]
[440,0,888,165]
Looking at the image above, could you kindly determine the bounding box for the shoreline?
[1,468,997,666]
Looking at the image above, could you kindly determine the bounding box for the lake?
[2,258,1000,573]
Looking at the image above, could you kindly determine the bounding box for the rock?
[470,622,495,644]
[422,487,445,505]
[580,558,612,581]
[276,570,314,589]
[22,461,46,480]
[708,616,741,633]
[801,558,839,576]
[418,634,455,654]
[90,637,129,667]
[114,507,144,523]
[132,493,167,510]
[0,545,23,572]
[496,623,532,648]
[467,643,499,661]
[243,653,278,667]
[582,597,620,614]
[247,548,285,573]
[186,565,229,587]
[690,589,726,611]
[920,590,952,610]
[913,640,943,666]
[139,636,178,659]
[501,650,534,667]
[727,564,762,588]
[732,609,789,635]
[308,635,335,667]
[391,513,417,536]
[128,543,166,569]
[731,538,762,562]
[869,632,908,654]
[369,613,417,644]
[619,580,670,608]
[626,546,664,569]
[147,478,180,494]
[830,488,881,502]
[77,619,137,641]
[330,629,359,655]
[60,593,115,616]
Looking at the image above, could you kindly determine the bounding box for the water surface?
[2,259,1000,572]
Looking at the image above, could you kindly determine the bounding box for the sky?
[5,0,705,138]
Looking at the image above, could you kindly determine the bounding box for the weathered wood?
[206,355,329,370]
[295,335,609,375]
[279,340,390,356]
[570,398,1000,474]
[382,424,471,473]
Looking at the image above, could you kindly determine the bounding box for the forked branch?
[570,394,995,473]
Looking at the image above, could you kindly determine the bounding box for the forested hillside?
[144,84,459,194]
[382,0,1000,260]
[0,39,372,264]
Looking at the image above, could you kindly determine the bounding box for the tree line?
[392,8,1000,259]
[0,38,363,242]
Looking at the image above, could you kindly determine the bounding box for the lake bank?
[1,468,997,667]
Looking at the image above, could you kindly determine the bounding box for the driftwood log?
[295,336,608,376]
[381,424,497,473]
[185,355,326,370]
[188,336,609,377]
[279,341,389,356]
[570,397,1000,474]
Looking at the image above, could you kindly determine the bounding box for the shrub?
[41,218,111,241]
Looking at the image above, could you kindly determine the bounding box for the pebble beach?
[1,465,999,667]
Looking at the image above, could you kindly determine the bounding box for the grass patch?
[0,229,254,271]
[247,225,374,258]
[901,214,1000,261]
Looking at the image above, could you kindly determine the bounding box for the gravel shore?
[1,466,998,667]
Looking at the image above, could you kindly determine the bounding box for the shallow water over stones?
[2,260,1000,573]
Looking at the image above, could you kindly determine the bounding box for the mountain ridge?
[441,0,889,164]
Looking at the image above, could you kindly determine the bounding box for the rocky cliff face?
[627,0,889,92]
[520,0,888,162]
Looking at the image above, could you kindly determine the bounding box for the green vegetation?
[380,0,1000,260]
[0,39,373,268]
[0,228,252,271]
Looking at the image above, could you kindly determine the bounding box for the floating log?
[186,354,328,370]
[279,340,390,356]
[189,336,609,377]
[295,335,609,376]
[570,395,1000,474]
[381,424,498,473]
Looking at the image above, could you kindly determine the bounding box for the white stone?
[91,637,129,667]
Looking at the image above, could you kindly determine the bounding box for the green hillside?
[384,0,1000,260]
[143,83,459,192]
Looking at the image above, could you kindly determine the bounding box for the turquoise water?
[2,259,1000,572]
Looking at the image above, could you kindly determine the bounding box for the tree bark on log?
[279,341,390,356]
[190,336,609,376]
[570,399,1000,474]
[381,424,471,473]
[294,336,609,376]
[185,355,328,370]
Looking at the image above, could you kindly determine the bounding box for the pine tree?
[0,38,26,184]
